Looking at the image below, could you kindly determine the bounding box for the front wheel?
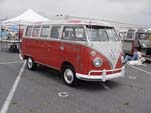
[62,65,78,87]
[27,57,37,70]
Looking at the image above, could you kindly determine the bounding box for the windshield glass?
[86,26,119,42]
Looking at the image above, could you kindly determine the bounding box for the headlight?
[93,58,103,67]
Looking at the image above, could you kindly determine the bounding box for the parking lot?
[0,51,151,113]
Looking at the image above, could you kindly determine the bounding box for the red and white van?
[21,17,125,86]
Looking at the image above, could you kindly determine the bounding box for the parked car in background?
[122,28,151,61]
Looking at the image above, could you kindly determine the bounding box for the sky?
[0,0,151,27]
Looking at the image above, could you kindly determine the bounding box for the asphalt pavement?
[0,51,151,113]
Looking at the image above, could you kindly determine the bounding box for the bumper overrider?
[76,66,125,81]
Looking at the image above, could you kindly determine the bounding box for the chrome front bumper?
[76,66,125,81]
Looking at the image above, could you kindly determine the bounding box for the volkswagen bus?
[21,17,125,86]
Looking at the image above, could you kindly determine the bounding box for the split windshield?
[86,26,119,42]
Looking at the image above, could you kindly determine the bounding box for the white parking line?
[129,65,151,76]
[0,61,24,65]
[0,61,26,113]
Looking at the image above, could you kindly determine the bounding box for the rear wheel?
[27,57,37,70]
[62,65,78,87]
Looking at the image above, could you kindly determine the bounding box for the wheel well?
[23,55,28,60]
[61,62,75,72]
[23,55,32,60]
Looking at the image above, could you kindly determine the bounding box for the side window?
[62,26,86,41]
[25,26,33,36]
[75,27,86,41]
[32,26,40,37]
[40,26,50,38]
[127,32,134,39]
[50,26,61,39]
[62,27,74,40]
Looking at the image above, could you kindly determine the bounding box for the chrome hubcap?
[64,69,74,84]
[27,58,33,69]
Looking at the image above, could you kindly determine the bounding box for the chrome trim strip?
[35,61,60,71]
[22,36,87,46]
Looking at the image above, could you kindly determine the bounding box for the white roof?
[3,9,50,25]
[42,15,112,27]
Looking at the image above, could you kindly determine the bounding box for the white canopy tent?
[0,9,50,52]
[2,9,50,25]
[1,9,50,40]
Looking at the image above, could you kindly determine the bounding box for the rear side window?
[25,26,33,36]
[50,26,61,39]
[40,26,50,38]
[75,27,86,41]
[62,26,86,41]
[62,27,73,40]
[32,26,40,37]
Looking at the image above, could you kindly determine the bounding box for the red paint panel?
[22,38,122,76]
[131,40,135,55]
[78,46,112,75]
[115,52,123,69]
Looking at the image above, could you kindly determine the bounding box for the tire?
[26,57,37,70]
[62,65,78,87]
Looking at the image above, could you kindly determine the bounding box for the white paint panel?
[89,41,122,69]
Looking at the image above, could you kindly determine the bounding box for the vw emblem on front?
[109,49,116,60]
